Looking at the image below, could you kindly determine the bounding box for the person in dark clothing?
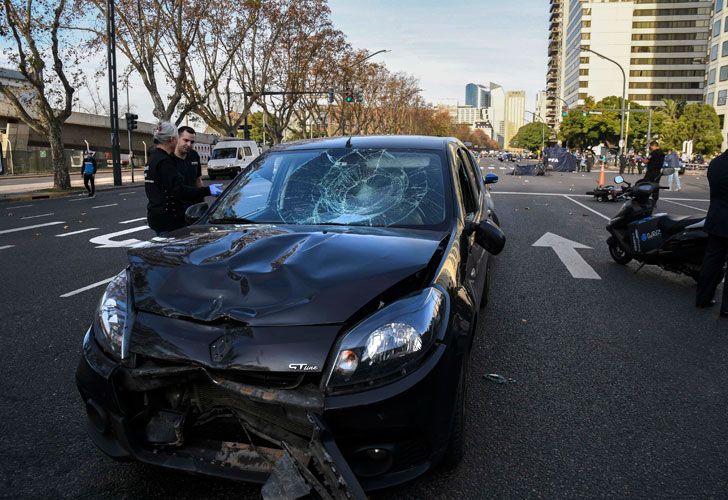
[82,151,97,197]
[618,153,627,175]
[175,125,204,191]
[696,149,728,317]
[144,122,223,235]
[586,152,594,173]
[640,141,665,204]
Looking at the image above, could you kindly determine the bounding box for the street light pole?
[125,74,134,182]
[582,47,626,157]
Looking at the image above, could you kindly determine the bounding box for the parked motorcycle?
[605,175,707,280]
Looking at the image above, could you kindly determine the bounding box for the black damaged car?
[76,135,505,497]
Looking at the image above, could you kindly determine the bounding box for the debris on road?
[484,373,516,384]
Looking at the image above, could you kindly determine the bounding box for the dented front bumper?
[77,324,452,495]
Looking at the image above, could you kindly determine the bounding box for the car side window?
[454,148,478,216]
[465,150,484,195]
[244,146,253,156]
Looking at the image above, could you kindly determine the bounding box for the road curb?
[0,181,145,203]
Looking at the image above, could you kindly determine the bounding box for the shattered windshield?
[209,148,448,228]
[211,147,238,160]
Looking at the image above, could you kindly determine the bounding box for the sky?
[2,0,549,124]
[328,0,549,110]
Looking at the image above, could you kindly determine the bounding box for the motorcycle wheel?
[608,240,632,265]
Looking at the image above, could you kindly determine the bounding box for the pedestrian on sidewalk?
[664,148,682,191]
[144,122,223,236]
[696,149,728,317]
[82,151,97,197]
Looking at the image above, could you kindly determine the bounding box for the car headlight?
[325,287,447,391]
[94,269,128,359]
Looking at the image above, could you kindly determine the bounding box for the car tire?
[439,358,467,470]
[608,238,632,265]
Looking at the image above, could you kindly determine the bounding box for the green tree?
[677,104,723,155]
[509,122,549,152]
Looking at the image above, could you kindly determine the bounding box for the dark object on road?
[586,184,628,202]
[605,175,709,280]
[544,146,576,172]
[76,136,506,495]
[696,151,728,314]
[509,164,545,176]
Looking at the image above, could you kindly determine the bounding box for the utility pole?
[125,74,134,182]
[106,0,122,186]
[583,47,626,157]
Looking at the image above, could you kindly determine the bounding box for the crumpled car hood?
[127,225,445,327]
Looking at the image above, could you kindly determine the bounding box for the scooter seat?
[658,215,705,235]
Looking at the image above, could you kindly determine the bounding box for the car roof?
[268,135,463,152]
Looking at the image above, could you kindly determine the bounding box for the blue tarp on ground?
[544,146,576,172]
[509,163,544,176]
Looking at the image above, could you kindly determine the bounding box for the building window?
[710,68,717,85]
[720,65,728,81]
[707,92,715,106]
[718,89,727,106]
[718,0,724,13]
[715,20,722,37]
[712,44,719,61]
[720,114,725,128]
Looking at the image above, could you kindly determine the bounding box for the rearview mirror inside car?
[472,219,506,255]
[484,173,499,184]
[185,202,209,226]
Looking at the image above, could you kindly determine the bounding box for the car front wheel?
[439,357,467,469]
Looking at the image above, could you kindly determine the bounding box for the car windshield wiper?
[208,216,257,224]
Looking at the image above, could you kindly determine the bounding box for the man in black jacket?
[144,122,223,235]
[641,141,665,204]
[696,149,728,317]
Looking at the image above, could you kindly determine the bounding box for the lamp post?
[342,49,389,135]
[582,47,626,157]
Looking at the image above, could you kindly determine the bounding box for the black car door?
[452,145,488,308]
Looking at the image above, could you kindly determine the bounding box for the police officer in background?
[144,122,223,235]
[640,141,665,204]
[696,148,728,317]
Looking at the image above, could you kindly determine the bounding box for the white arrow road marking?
[0,221,65,235]
[89,225,151,248]
[55,227,99,237]
[532,232,601,280]
[60,277,114,298]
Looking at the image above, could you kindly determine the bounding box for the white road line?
[661,199,708,212]
[92,203,118,209]
[55,227,99,237]
[118,191,137,196]
[119,217,147,224]
[68,197,91,202]
[20,213,54,220]
[5,204,32,210]
[493,191,592,198]
[60,277,113,298]
[0,245,15,250]
[562,195,611,221]
[0,221,65,235]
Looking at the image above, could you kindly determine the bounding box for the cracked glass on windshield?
[209,148,448,228]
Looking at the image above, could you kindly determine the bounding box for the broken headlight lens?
[94,269,128,359]
[326,287,447,390]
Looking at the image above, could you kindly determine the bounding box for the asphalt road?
[0,165,725,498]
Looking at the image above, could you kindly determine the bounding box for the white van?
[206,139,262,179]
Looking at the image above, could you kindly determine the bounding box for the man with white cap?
[144,121,223,235]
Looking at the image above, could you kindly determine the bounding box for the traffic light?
[345,90,354,103]
[582,106,589,117]
[327,88,334,104]
[561,105,568,118]
[125,112,138,130]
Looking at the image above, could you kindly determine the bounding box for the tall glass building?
[465,83,492,108]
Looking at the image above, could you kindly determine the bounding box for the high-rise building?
[706,0,728,150]
[504,91,526,150]
[535,91,549,123]
[465,83,492,108]
[551,0,711,110]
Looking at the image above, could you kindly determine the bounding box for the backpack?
[83,161,94,175]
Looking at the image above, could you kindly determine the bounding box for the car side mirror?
[614,175,624,184]
[484,173,499,184]
[185,202,208,225]
[472,219,506,255]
